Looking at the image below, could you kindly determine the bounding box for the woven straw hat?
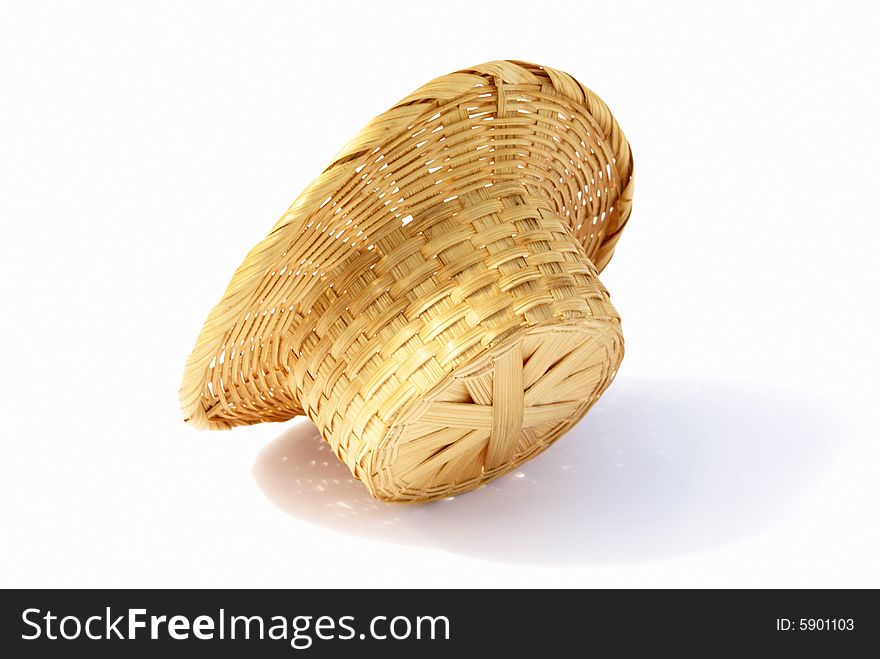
[181,60,633,502]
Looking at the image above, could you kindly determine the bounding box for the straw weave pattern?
[181,60,633,501]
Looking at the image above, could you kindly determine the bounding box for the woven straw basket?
[181,60,633,502]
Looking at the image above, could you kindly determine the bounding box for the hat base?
[364,316,622,502]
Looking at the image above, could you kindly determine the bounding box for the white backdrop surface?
[1,0,877,588]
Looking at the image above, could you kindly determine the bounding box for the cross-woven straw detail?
[371,319,621,500]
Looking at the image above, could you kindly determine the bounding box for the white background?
[1,1,878,588]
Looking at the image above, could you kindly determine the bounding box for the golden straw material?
[180,60,633,502]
